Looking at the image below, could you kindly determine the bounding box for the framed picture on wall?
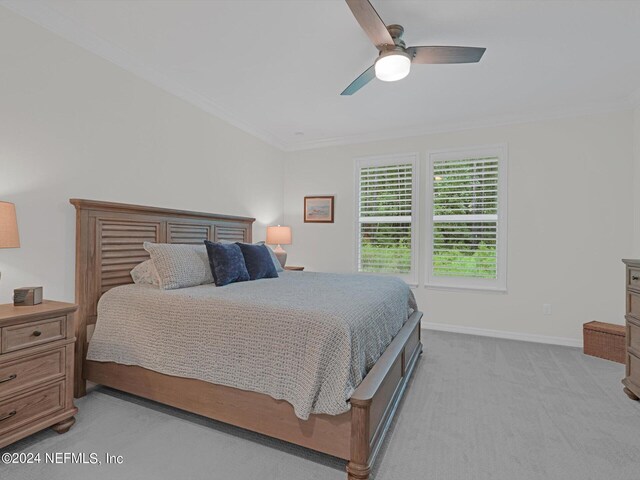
[304,196,334,223]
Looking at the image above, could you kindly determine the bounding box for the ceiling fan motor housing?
[386,24,406,47]
[376,47,411,62]
[378,24,410,61]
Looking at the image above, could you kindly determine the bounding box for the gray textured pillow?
[143,242,214,290]
[130,259,160,286]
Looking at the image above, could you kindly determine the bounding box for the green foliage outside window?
[432,158,498,278]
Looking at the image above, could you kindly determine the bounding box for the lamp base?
[273,245,287,268]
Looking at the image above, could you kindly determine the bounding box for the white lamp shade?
[375,52,411,82]
[266,225,292,245]
[0,202,20,248]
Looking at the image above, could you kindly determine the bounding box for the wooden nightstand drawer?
[0,349,65,398]
[628,319,640,354]
[629,268,640,292]
[628,352,640,388]
[0,382,64,436]
[1,317,65,354]
[628,291,640,320]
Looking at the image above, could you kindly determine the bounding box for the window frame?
[425,145,508,292]
[354,153,419,286]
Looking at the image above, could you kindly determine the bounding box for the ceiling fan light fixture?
[374,51,411,82]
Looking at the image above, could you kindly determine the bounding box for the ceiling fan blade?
[341,65,376,95]
[408,46,486,64]
[345,0,394,49]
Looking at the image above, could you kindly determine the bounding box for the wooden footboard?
[83,310,422,479]
[348,309,422,479]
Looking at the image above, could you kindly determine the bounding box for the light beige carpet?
[3,330,640,480]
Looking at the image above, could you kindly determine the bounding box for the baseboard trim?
[422,322,582,348]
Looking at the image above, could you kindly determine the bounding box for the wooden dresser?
[623,259,640,401]
[0,301,78,448]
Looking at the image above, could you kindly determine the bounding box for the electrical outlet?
[543,304,552,315]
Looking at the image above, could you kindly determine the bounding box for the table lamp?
[0,201,20,281]
[266,225,291,268]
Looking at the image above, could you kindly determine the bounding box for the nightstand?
[284,266,304,271]
[623,259,640,401]
[0,300,78,448]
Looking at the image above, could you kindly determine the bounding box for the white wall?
[634,104,640,258]
[0,8,284,303]
[284,110,635,343]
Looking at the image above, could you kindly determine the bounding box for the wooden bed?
[71,198,423,480]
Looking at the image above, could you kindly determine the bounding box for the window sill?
[355,270,417,288]
[424,283,507,294]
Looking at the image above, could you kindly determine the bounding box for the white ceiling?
[4,0,640,150]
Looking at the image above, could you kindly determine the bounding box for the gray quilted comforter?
[87,271,417,419]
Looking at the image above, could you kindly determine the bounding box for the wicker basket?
[583,321,626,364]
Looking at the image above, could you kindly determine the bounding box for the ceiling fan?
[341,0,486,95]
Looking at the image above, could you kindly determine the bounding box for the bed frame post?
[74,206,89,398]
[346,310,423,480]
[347,400,372,480]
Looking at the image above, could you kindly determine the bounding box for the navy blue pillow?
[204,241,250,286]
[236,243,279,281]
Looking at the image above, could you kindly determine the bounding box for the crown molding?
[0,0,289,151]
[285,101,634,151]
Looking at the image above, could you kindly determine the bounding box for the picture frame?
[304,196,334,223]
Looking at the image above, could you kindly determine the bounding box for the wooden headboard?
[70,198,254,397]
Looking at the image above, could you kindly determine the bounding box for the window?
[426,146,507,291]
[356,154,418,284]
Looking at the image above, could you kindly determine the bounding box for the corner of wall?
[281,150,297,227]
[634,104,640,257]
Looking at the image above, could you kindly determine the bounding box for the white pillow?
[143,242,214,290]
[130,259,160,286]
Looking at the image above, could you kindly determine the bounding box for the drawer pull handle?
[0,410,16,422]
[633,276,640,281]
[32,330,42,337]
[0,374,17,384]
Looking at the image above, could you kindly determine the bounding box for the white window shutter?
[356,155,418,283]
[427,146,507,291]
